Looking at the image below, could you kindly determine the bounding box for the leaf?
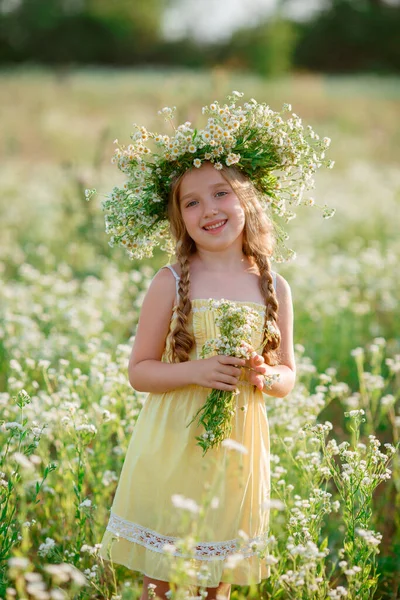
[320,536,329,551]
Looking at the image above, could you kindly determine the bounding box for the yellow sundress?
[98,266,277,587]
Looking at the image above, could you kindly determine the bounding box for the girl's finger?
[250,353,264,369]
[254,375,264,391]
[248,371,263,390]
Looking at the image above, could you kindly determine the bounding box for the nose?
[203,201,219,218]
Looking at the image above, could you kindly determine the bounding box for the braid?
[170,240,195,362]
[252,251,281,366]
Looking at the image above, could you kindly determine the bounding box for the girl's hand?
[192,355,246,392]
[241,342,274,391]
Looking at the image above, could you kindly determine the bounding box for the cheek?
[181,210,198,231]
[232,204,246,229]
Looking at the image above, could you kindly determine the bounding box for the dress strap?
[162,265,180,301]
[163,264,276,296]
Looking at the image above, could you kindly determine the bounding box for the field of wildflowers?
[0,69,399,599]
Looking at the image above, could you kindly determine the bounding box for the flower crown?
[87,91,335,262]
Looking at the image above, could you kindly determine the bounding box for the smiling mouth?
[203,219,228,231]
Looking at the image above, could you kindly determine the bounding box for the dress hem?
[105,511,270,561]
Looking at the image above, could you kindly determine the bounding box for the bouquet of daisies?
[186,299,280,456]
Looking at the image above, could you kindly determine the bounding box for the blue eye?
[215,191,227,198]
[186,200,198,208]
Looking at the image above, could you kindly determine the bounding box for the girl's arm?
[128,268,191,393]
[128,268,245,393]
[246,273,296,398]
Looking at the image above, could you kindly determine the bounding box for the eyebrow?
[180,182,228,202]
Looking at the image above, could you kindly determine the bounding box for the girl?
[97,92,333,599]
[99,159,296,599]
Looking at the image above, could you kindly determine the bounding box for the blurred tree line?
[0,0,399,74]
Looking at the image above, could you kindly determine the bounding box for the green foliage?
[294,0,400,73]
[0,0,399,73]
[0,0,164,64]
[226,17,298,77]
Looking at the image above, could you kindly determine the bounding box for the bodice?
[163,298,266,364]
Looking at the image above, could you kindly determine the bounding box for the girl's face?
[178,162,245,252]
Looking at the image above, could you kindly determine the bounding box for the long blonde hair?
[167,163,281,366]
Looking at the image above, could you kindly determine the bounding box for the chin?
[200,235,243,252]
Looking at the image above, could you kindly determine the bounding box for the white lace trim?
[106,512,269,561]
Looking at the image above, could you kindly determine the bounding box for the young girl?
[97,92,333,599]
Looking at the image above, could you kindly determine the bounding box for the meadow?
[0,67,399,599]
